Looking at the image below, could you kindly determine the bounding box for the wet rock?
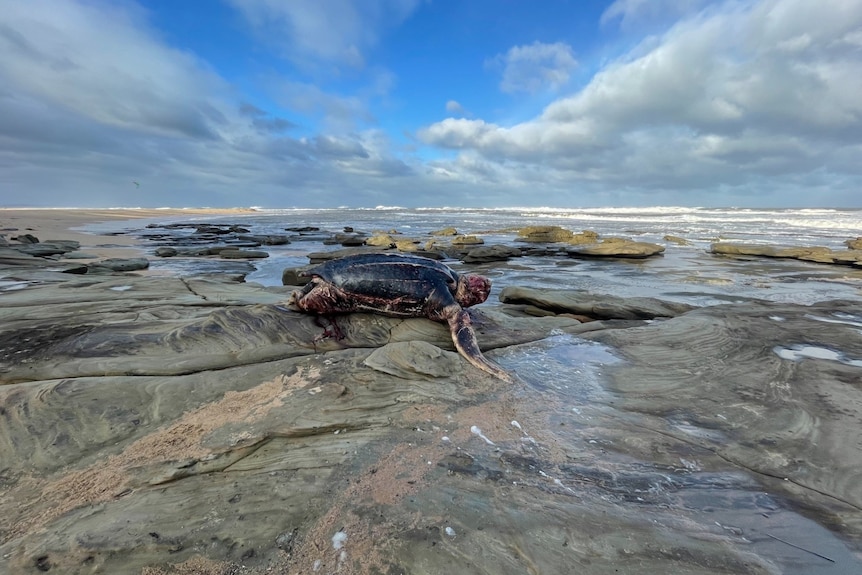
[499,286,696,320]
[12,233,40,244]
[12,243,73,257]
[845,237,862,250]
[93,257,150,272]
[517,225,574,243]
[568,230,600,245]
[394,240,418,252]
[154,247,178,257]
[451,235,484,246]
[331,232,367,247]
[281,267,311,286]
[237,234,291,246]
[430,227,457,236]
[363,341,464,379]
[460,244,521,263]
[218,249,269,259]
[365,234,396,247]
[711,242,862,266]
[664,234,691,245]
[2,271,861,575]
[306,247,386,264]
[566,238,665,258]
[285,226,320,233]
[61,251,99,260]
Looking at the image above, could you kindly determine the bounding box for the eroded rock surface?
[1,273,861,575]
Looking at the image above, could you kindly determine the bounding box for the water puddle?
[774,344,862,367]
[496,332,621,402]
[806,311,862,330]
[0,280,29,292]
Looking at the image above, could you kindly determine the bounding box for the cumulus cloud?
[227,0,422,69]
[421,0,862,203]
[488,41,578,94]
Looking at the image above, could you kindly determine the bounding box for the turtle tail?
[448,308,514,383]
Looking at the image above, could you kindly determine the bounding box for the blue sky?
[1,0,861,208]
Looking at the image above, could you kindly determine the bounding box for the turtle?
[287,252,512,382]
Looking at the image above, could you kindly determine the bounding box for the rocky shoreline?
[2,217,862,574]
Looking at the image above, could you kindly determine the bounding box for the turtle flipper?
[448,308,513,383]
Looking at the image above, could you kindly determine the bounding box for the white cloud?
[0,0,229,139]
[488,41,578,94]
[601,0,713,29]
[0,0,418,208]
[227,0,422,69]
[421,0,862,202]
[445,100,466,115]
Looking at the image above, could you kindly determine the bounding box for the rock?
[60,264,90,275]
[430,227,458,236]
[237,234,291,246]
[499,286,696,320]
[831,250,862,266]
[12,243,73,257]
[45,239,81,251]
[61,251,99,260]
[285,226,321,233]
[218,249,269,259]
[517,225,574,243]
[282,267,311,286]
[155,247,178,257]
[845,237,862,250]
[568,230,600,245]
[567,239,665,258]
[710,242,852,265]
[365,234,396,247]
[394,240,418,252]
[664,234,691,245]
[306,247,385,264]
[461,244,521,263]
[12,233,40,244]
[1,272,861,574]
[363,341,464,379]
[332,232,367,247]
[194,225,232,235]
[451,235,484,246]
[94,257,150,271]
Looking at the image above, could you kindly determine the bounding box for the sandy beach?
[0,208,255,260]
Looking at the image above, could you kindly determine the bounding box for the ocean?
[83,206,862,306]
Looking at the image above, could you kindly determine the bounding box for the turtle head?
[455,274,491,308]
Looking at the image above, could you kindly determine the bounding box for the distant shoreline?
[0,208,253,262]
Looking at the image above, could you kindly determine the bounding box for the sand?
[0,208,256,260]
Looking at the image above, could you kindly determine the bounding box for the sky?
[1,0,861,209]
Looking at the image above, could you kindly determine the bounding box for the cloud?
[0,1,229,140]
[0,0,417,208]
[227,0,423,69]
[601,0,713,29]
[488,41,578,94]
[420,0,862,203]
[445,100,467,116]
[239,103,297,134]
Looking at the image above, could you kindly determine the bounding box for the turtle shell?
[303,253,460,304]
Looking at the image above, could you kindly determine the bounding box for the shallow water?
[81,207,862,308]
[490,335,862,574]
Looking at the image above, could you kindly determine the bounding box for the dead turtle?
[288,253,512,381]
